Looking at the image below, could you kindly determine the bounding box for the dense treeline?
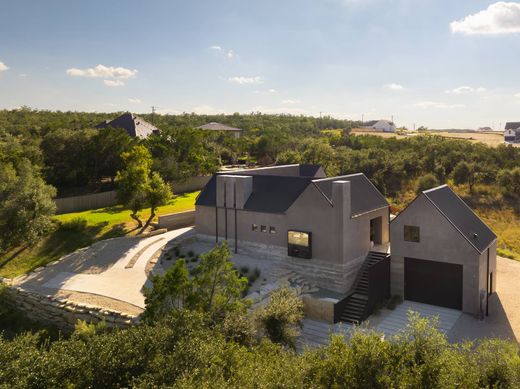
[1,243,519,388]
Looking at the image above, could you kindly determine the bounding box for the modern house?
[504,122,520,143]
[196,122,243,138]
[194,165,497,322]
[195,164,390,295]
[364,120,396,133]
[390,185,497,316]
[96,112,159,138]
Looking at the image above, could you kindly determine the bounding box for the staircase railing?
[362,254,391,320]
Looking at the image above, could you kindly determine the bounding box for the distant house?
[363,120,396,133]
[477,127,493,132]
[196,122,243,138]
[504,122,520,143]
[96,112,159,138]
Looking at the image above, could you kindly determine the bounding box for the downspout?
[234,181,238,253]
[224,182,228,240]
[215,204,218,243]
[486,248,490,316]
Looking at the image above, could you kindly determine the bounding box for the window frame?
[404,225,420,243]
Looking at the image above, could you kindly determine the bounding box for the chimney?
[216,175,253,209]
[332,180,351,218]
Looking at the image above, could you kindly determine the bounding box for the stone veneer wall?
[3,286,140,333]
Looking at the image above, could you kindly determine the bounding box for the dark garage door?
[404,257,462,310]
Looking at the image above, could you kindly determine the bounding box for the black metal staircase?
[338,251,389,324]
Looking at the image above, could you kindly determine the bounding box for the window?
[287,230,312,259]
[252,224,258,232]
[269,226,276,234]
[260,225,267,233]
[404,225,420,243]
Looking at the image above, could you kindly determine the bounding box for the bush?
[255,288,303,349]
[415,173,439,194]
[187,250,195,258]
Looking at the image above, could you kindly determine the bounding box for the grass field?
[0,191,199,279]
[352,129,519,148]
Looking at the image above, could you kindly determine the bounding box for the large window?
[404,225,420,243]
[288,230,312,259]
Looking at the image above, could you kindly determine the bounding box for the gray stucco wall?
[390,194,495,316]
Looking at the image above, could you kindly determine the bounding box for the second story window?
[261,225,267,233]
[269,226,276,234]
[252,224,258,231]
[404,225,420,243]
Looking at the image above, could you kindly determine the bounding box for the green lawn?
[0,191,199,279]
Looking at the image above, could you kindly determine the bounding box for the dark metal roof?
[195,174,312,213]
[299,164,325,178]
[505,122,520,130]
[423,185,496,253]
[196,122,242,132]
[313,173,389,216]
[96,112,158,138]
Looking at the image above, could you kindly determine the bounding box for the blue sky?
[1,0,520,129]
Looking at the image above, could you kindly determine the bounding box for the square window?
[269,226,276,234]
[404,225,420,243]
[260,225,267,233]
[252,224,258,231]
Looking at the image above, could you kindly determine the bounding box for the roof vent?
[473,233,478,239]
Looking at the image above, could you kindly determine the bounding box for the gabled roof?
[195,174,312,213]
[196,122,242,132]
[505,122,520,130]
[96,112,158,138]
[419,185,496,253]
[313,173,389,216]
[195,166,387,215]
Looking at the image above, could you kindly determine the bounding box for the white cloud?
[514,92,520,98]
[228,76,263,85]
[268,88,277,93]
[103,79,125,87]
[414,101,466,109]
[227,50,235,59]
[66,64,138,79]
[445,86,486,94]
[384,83,405,91]
[128,98,142,104]
[209,45,222,51]
[0,61,9,72]
[451,2,520,35]
[282,99,301,104]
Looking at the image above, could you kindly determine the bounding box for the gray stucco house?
[96,112,159,138]
[195,164,390,296]
[194,165,497,322]
[390,185,497,317]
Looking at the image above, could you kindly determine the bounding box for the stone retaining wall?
[158,210,195,230]
[4,286,140,333]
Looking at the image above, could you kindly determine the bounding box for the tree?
[116,145,152,228]
[0,160,56,253]
[452,161,478,193]
[498,168,520,198]
[92,127,133,183]
[116,145,172,231]
[415,173,439,194]
[143,242,248,323]
[255,287,303,349]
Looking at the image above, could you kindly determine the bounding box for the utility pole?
[151,106,157,124]
[361,114,364,125]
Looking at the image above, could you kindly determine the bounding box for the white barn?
[365,120,396,133]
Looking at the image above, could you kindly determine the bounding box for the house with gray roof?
[504,122,520,143]
[390,185,497,317]
[196,122,243,138]
[195,166,497,322]
[195,164,391,321]
[96,112,159,138]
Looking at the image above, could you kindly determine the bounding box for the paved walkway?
[375,301,461,337]
[17,228,193,308]
[298,319,352,351]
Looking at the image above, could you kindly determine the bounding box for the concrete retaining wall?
[157,210,195,230]
[55,176,210,214]
[3,287,139,333]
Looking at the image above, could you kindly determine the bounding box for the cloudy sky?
[1,0,520,129]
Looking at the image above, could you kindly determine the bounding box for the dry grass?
[352,129,519,148]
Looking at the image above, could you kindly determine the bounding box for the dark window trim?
[404,225,420,243]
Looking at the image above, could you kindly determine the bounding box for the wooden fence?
[54,176,210,214]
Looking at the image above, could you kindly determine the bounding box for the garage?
[404,257,463,310]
